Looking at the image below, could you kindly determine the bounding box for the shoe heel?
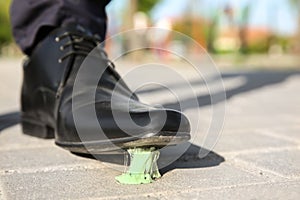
[22,119,55,139]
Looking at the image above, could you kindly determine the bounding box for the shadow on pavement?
[72,143,225,175]
[0,111,20,132]
[159,144,224,175]
[144,70,300,110]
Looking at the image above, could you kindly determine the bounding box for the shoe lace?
[54,31,117,98]
[55,32,115,68]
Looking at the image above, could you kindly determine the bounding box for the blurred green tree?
[137,0,160,15]
[0,0,12,47]
[239,4,251,54]
[291,0,300,31]
[206,12,219,53]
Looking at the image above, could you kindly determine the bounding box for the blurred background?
[0,1,300,197]
[0,0,300,68]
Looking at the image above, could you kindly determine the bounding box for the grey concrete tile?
[222,114,299,132]
[0,163,265,200]
[160,181,300,200]
[236,149,300,178]
[115,196,164,200]
[0,183,4,200]
[0,146,98,172]
[1,167,172,200]
[0,59,22,114]
[0,125,54,151]
[256,128,300,144]
[156,163,266,190]
[1,168,117,200]
[212,131,297,153]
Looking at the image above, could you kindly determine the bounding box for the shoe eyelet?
[55,37,60,42]
[60,46,64,51]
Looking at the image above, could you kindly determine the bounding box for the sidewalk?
[0,58,299,199]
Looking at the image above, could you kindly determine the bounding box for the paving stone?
[256,128,300,144]
[156,163,268,190]
[222,113,299,132]
[0,163,265,200]
[0,146,99,172]
[0,125,54,151]
[0,182,4,200]
[1,168,117,200]
[158,181,300,200]
[212,131,297,153]
[0,59,22,114]
[236,149,300,178]
[113,195,164,200]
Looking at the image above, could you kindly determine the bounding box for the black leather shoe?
[21,24,190,154]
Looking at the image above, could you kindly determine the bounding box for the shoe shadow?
[0,112,20,132]
[159,143,224,175]
[72,142,224,174]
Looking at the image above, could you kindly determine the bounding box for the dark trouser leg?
[10,0,110,55]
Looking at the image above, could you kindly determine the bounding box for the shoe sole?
[55,133,190,154]
[22,115,190,154]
